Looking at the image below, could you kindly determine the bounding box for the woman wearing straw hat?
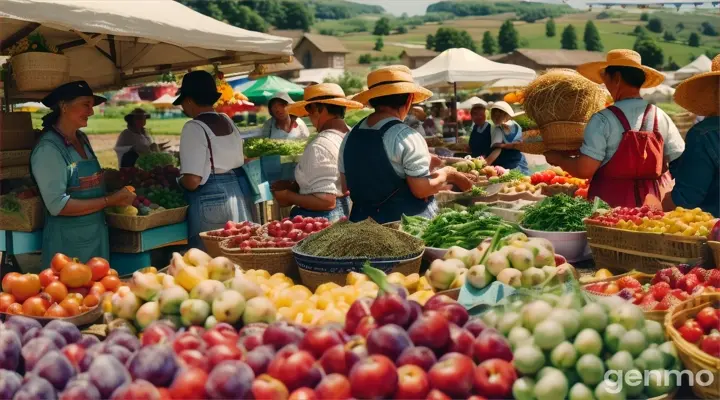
[114,108,170,167]
[339,66,473,224]
[174,71,255,249]
[261,92,310,140]
[545,49,685,207]
[485,101,529,174]
[659,55,719,217]
[270,83,363,221]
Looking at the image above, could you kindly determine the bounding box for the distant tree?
[324,72,364,95]
[663,31,676,42]
[647,17,664,34]
[665,57,680,70]
[640,12,649,22]
[358,54,372,64]
[396,25,408,34]
[279,1,313,31]
[676,22,685,32]
[706,49,720,59]
[498,20,520,53]
[561,25,578,50]
[688,32,701,47]
[634,26,649,37]
[596,11,612,20]
[701,22,719,36]
[426,34,435,50]
[244,0,284,27]
[432,27,476,52]
[584,21,603,51]
[546,18,556,37]
[482,31,497,55]
[634,36,664,69]
[374,36,384,51]
[374,17,391,36]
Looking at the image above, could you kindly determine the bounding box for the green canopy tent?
[241,75,304,104]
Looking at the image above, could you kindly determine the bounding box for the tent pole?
[454,82,458,140]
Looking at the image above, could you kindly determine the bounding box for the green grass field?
[30,116,191,135]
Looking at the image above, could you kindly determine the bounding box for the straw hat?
[352,65,433,106]
[286,83,363,117]
[410,106,427,121]
[124,108,151,123]
[674,54,720,117]
[490,101,524,118]
[577,49,665,89]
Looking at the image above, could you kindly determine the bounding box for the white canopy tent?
[674,55,712,81]
[0,0,293,97]
[152,93,178,105]
[458,97,487,110]
[412,48,536,89]
[641,84,676,104]
[481,77,534,94]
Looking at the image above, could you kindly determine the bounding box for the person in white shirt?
[174,71,255,248]
[271,83,363,221]
[260,92,310,140]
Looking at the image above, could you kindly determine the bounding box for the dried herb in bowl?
[297,219,424,258]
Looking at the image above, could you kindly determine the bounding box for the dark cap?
[41,81,106,108]
[173,70,222,106]
[124,108,151,123]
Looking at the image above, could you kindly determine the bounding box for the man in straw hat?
[270,83,363,221]
[339,65,473,224]
[545,49,685,208]
[657,54,719,217]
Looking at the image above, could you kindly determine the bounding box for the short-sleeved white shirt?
[179,112,244,185]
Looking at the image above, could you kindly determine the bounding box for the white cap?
[490,101,523,117]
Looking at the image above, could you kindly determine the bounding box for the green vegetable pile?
[404,205,519,249]
[490,169,527,184]
[145,188,186,209]
[0,195,21,214]
[521,194,609,232]
[244,138,307,158]
[137,152,176,171]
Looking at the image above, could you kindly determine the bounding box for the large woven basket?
[0,165,30,180]
[665,293,720,399]
[10,52,70,92]
[219,238,298,278]
[589,245,698,275]
[105,206,188,232]
[585,223,710,261]
[582,271,667,323]
[199,232,226,258]
[507,129,546,155]
[0,150,31,167]
[709,241,720,268]
[0,195,44,232]
[539,121,586,151]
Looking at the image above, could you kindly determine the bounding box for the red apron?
[588,105,665,207]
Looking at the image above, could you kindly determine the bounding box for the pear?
[158,285,189,314]
[207,257,236,281]
[183,248,212,267]
[190,280,226,305]
[175,265,209,291]
[497,268,523,288]
[467,264,494,289]
[128,271,163,301]
[226,275,263,300]
[426,259,460,291]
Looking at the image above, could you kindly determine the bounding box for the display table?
[0,230,43,276]
[109,222,188,276]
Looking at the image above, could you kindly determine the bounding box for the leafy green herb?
[494,169,527,183]
[420,207,519,249]
[520,194,609,232]
[0,195,21,213]
[244,138,307,158]
[137,153,177,171]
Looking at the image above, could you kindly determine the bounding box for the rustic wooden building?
[493,49,605,72]
[294,33,349,69]
[400,48,439,69]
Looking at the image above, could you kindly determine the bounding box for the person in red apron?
[31,81,136,267]
[545,50,686,207]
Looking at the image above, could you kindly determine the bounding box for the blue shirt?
[670,116,719,217]
[580,99,685,166]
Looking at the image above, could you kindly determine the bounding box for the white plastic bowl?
[424,247,448,262]
[521,227,590,263]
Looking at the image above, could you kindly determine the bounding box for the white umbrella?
[458,96,487,110]
[152,93,178,105]
[0,0,293,94]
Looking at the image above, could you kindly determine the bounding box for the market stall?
[0,0,293,274]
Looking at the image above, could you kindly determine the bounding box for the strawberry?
[617,276,642,290]
[654,293,682,311]
[651,268,673,285]
[668,267,685,289]
[650,282,671,301]
[670,289,689,301]
[706,270,720,288]
[678,274,701,294]
[640,300,659,311]
[688,267,709,282]
[585,283,607,293]
[640,292,658,306]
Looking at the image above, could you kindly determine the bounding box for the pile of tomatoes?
[676,305,720,358]
[530,168,588,188]
[0,253,123,318]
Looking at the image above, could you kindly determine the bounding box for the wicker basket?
[105,206,188,232]
[10,52,70,92]
[0,112,35,151]
[219,238,298,277]
[585,223,710,260]
[0,150,31,167]
[539,121,586,151]
[0,195,44,232]
[507,129,546,155]
[541,183,579,197]
[590,245,700,275]
[581,271,667,322]
[199,232,226,258]
[665,293,720,399]
[709,241,720,268]
[0,165,30,180]
[297,254,422,292]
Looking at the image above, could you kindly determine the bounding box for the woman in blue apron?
[31,81,136,267]
[340,66,474,224]
[486,101,530,175]
[271,83,363,221]
[174,71,255,249]
[468,100,492,158]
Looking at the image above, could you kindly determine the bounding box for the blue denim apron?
[32,130,109,267]
[183,121,254,249]
[469,122,492,158]
[289,196,350,222]
[343,118,436,224]
[494,125,530,175]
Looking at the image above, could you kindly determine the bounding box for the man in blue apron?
[339,66,474,224]
[31,81,136,266]
[468,99,492,158]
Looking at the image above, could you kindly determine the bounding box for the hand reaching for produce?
[272,190,294,207]
[430,154,443,171]
[447,169,474,192]
[108,187,136,207]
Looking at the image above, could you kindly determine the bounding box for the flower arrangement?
[5,33,61,57]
